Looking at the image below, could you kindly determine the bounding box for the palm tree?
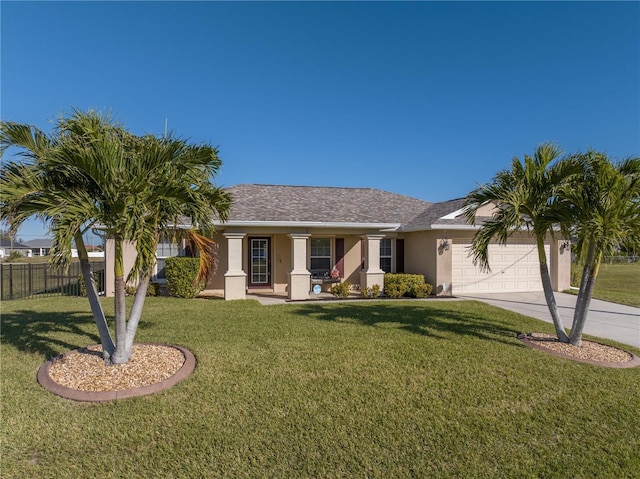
[0,110,232,364]
[561,151,640,346]
[463,143,579,343]
[0,118,116,358]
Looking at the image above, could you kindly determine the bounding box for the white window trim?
[309,237,333,273]
[380,238,394,273]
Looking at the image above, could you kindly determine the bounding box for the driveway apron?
[459,292,640,349]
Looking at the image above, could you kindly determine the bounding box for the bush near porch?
[165,257,206,299]
[384,273,433,298]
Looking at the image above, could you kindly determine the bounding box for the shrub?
[330,281,351,298]
[148,282,162,296]
[78,271,105,297]
[384,273,433,298]
[165,257,205,299]
[410,283,433,298]
[571,268,582,287]
[6,251,23,261]
[361,284,380,299]
[124,282,161,297]
[384,283,405,298]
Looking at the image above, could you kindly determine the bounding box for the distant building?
[0,239,33,258]
[24,238,54,257]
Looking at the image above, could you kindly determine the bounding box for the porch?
[213,231,388,301]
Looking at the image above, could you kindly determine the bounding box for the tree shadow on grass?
[1,309,101,360]
[1,308,155,361]
[293,300,524,347]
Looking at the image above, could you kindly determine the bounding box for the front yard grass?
[570,261,640,308]
[2,296,639,478]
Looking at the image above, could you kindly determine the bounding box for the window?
[310,238,331,272]
[380,238,392,273]
[250,238,269,285]
[155,236,183,280]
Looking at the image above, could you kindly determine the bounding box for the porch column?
[288,234,311,300]
[224,233,247,300]
[360,234,385,290]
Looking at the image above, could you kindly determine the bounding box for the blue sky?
[2,1,639,241]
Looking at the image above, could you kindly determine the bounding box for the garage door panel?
[452,243,549,294]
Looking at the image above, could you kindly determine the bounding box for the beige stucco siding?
[343,236,363,287]
[552,239,572,291]
[404,231,456,294]
[200,223,571,298]
[403,231,443,289]
[104,240,138,297]
[403,232,431,277]
[207,232,227,290]
[273,233,291,293]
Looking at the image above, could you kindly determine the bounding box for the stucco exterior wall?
[104,239,137,297]
[207,232,227,291]
[343,236,363,287]
[476,203,498,216]
[403,231,454,295]
[552,238,572,291]
[403,231,437,284]
[273,233,291,293]
[204,225,570,299]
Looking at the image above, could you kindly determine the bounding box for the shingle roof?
[225,184,433,225]
[0,239,31,248]
[24,239,54,248]
[403,198,468,229]
[224,184,477,230]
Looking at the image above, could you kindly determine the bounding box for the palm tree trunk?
[570,243,601,347]
[537,236,570,343]
[123,273,151,357]
[111,239,130,364]
[75,233,115,362]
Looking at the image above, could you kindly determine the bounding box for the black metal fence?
[605,256,639,264]
[0,261,105,301]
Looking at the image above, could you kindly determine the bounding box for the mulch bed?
[518,333,640,368]
[37,343,196,402]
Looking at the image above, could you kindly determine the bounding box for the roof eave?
[399,223,480,232]
[215,220,402,231]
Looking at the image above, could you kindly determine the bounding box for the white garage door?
[452,243,549,294]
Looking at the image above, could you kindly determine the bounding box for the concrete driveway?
[459,292,640,349]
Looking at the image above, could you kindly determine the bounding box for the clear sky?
[2,1,639,241]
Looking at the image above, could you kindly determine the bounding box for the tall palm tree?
[0,118,116,358]
[0,110,232,364]
[463,143,579,343]
[561,151,640,346]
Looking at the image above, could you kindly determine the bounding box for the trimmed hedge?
[384,273,433,298]
[165,257,205,298]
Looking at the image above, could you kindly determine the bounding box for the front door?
[248,237,271,288]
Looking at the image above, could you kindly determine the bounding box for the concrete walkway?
[459,292,640,349]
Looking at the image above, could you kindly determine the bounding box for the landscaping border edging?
[518,333,640,369]
[37,343,197,402]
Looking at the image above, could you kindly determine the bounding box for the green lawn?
[570,262,640,308]
[2,296,639,478]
